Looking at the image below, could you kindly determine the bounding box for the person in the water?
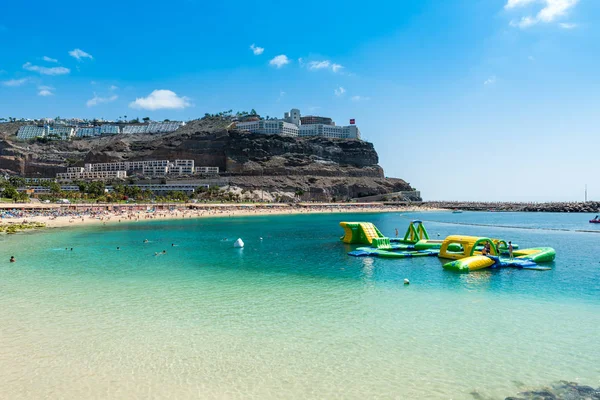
[144,239,149,243]
[9,256,15,263]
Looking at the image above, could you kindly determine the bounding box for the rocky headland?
[0,118,420,202]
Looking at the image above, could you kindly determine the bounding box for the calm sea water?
[0,211,599,399]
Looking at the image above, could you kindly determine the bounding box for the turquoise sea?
[0,211,599,399]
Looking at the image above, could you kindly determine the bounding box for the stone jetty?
[421,201,600,213]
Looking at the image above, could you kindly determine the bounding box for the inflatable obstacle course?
[341,221,555,272]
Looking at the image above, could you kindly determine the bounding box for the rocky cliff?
[0,118,420,201]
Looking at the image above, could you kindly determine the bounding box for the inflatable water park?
[340,220,555,272]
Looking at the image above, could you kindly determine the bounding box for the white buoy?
[404,278,410,285]
[233,238,244,248]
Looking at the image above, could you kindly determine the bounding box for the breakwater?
[421,201,600,213]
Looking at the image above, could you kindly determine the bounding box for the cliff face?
[0,119,420,201]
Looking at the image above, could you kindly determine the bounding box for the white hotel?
[235,108,361,140]
[56,170,127,182]
[57,159,203,181]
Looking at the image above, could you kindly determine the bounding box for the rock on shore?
[504,381,600,400]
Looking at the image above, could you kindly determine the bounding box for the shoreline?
[0,203,441,230]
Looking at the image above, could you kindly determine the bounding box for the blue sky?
[1,0,599,201]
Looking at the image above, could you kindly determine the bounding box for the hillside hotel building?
[235,108,361,140]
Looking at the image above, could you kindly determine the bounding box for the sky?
[1,0,599,202]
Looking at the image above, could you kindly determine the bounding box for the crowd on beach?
[0,203,434,229]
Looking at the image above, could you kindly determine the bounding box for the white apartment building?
[84,160,172,173]
[122,122,184,135]
[147,121,184,134]
[48,126,75,140]
[236,108,361,140]
[171,160,195,175]
[76,127,101,138]
[235,120,299,137]
[81,159,197,177]
[100,125,120,135]
[56,170,127,181]
[17,126,46,140]
[196,166,220,175]
[122,125,149,134]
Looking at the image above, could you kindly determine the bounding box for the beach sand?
[1,203,438,229]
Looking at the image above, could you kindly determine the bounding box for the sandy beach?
[0,203,439,230]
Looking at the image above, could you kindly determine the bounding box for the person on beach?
[9,256,15,263]
[508,241,513,260]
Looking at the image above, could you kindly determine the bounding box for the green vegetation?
[0,222,46,234]
[0,177,29,202]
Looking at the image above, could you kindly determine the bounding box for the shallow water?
[0,211,598,399]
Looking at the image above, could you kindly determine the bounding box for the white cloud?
[505,0,579,28]
[109,85,119,91]
[484,76,497,85]
[351,95,370,101]
[505,0,537,9]
[331,63,344,73]
[559,22,578,29]
[538,0,578,22]
[306,60,345,73]
[23,62,70,76]
[129,89,191,110]
[38,86,54,96]
[2,78,29,87]
[277,90,286,102]
[308,60,331,70]
[269,55,290,68]
[334,86,346,96]
[510,16,537,28]
[42,56,58,63]
[69,48,93,60]
[250,44,264,55]
[87,93,118,107]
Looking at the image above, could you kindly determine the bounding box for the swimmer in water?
[162,250,167,254]
[117,247,121,250]
[10,256,15,263]
[144,239,149,243]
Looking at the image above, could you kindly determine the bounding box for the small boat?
[452,210,463,214]
[589,219,600,224]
